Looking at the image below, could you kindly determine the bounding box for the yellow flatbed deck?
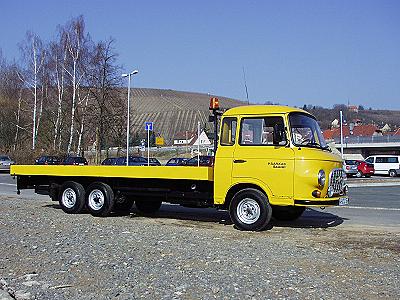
[10,165,214,181]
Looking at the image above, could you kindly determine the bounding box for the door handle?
[234,159,247,163]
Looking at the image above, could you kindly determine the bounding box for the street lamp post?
[122,70,139,166]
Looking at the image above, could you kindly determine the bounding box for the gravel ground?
[0,195,399,300]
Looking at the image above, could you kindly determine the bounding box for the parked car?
[364,155,400,177]
[62,156,88,166]
[342,160,358,177]
[101,157,118,165]
[166,157,188,166]
[355,160,374,178]
[0,155,15,171]
[183,155,214,167]
[35,155,61,165]
[149,158,161,166]
[114,156,158,166]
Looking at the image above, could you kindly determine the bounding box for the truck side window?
[240,117,285,146]
[220,117,237,146]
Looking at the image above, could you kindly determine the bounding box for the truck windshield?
[289,113,328,150]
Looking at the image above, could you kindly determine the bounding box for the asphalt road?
[1,173,399,231]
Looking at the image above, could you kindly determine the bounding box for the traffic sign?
[145,122,153,131]
[156,136,164,146]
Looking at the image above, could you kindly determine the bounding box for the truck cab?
[213,106,348,230]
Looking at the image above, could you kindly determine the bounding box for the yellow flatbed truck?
[10,104,348,231]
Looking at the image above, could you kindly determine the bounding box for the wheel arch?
[222,182,271,210]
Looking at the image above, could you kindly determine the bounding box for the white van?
[364,155,400,177]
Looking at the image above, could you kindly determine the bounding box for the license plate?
[339,197,349,206]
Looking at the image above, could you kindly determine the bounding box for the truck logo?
[268,162,287,169]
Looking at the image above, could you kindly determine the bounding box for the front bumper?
[295,196,349,207]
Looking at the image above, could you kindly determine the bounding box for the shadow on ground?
[44,203,345,230]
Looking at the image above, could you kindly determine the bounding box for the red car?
[355,160,374,178]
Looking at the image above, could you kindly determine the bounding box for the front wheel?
[389,170,397,177]
[86,182,115,217]
[272,206,305,221]
[229,188,272,231]
[356,171,363,178]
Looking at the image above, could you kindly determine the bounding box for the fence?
[332,135,400,144]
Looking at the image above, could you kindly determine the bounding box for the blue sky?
[0,0,399,109]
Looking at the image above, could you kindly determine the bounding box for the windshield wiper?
[304,141,322,148]
[306,142,331,152]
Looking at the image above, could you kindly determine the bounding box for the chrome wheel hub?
[237,198,260,224]
[62,188,77,208]
[88,189,105,211]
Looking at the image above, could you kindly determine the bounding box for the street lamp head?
[122,70,139,78]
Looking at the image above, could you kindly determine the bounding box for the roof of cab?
[222,105,308,116]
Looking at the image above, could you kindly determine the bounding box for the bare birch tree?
[62,16,91,154]
[49,36,68,151]
[18,32,46,150]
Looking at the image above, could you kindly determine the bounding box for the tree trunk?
[67,61,77,154]
[13,90,22,151]
[76,92,89,154]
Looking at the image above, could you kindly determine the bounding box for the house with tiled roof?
[323,124,381,141]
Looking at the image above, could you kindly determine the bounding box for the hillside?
[129,88,245,143]
[128,89,400,143]
[302,105,400,130]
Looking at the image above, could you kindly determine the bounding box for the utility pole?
[340,111,344,159]
[242,66,249,105]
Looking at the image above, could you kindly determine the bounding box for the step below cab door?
[232,115,295,203]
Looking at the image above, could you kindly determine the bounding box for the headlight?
[318,169,326,188]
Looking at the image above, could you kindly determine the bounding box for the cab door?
[232,115,295,203]
[213,117,237,204]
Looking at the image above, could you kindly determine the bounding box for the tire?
[114,195,134,214]
[356,171,363,178]
[58,181,86,214]
[272,206,305,221]
[229,188,272,231]
[86,182,115,217]
[135,199,162,214]
[389,170,397,177]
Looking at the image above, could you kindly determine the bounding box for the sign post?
[145,122,153,166]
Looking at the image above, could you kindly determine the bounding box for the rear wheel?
[229,188,272,231]
[59,181,86,214]
[86,182,115,217]
[272,206,305,221]
[356,170,363,178]
[114,195,134,214]
[135,199,162,214]
[389,170,397,177]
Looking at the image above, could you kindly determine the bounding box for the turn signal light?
[209,97,219,110]
[312,190,321,198]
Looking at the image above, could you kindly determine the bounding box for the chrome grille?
[329,168,346,196]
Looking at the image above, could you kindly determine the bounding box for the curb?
[348,182,400,188]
